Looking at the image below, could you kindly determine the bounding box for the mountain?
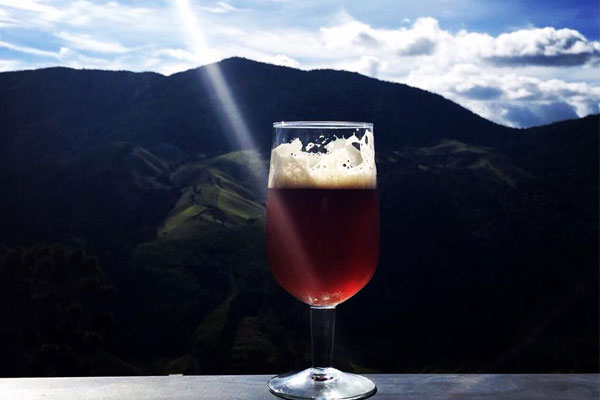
[0,58,513,173]
[0,58,597,376]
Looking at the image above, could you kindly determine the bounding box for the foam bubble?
[268,130,376,189]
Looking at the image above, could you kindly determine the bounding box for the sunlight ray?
[174,0,266,188]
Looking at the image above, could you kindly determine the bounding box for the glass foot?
[268,367,376,400]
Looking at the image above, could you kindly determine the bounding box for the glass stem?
[311,306,336,373]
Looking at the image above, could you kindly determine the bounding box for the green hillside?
[157,150,266,238]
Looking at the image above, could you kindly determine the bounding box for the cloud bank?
[0,1,598,127]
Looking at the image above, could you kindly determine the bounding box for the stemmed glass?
[266,121,379,399]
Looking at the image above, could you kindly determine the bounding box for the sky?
[0,0,598,128]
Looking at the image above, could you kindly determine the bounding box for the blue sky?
[0,0,598,128]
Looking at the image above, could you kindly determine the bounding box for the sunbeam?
[174,0,266,184]
[174,0,318,303]
[173,0,219,65]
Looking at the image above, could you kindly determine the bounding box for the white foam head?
[268,129,376,189]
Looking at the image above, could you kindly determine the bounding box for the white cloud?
[0,58,24,71]
[156,48,198,63]
[0,0,59,16]
[0,1,162,33]
[404,65,600,127]
[318,17,447,59]
[55,32,129,54]
[200,2,241,14]
[0,39,59,58]
[482,27,600,66]
[0,6,19,27]
[259,54,300,68]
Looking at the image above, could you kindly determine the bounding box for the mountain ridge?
[3,56,591,132]
[0,57,515,166]
[1,56,591,128]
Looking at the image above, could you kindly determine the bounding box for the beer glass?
[267,121,379,399]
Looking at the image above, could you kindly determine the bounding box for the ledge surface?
[0,374,598,399]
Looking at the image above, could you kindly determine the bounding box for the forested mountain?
[0,58,597,376]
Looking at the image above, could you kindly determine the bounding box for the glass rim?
[273,121,373,129]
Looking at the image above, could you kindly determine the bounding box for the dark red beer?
[267,188,379,307]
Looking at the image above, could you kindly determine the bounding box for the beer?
[267,188,379,306]
[266,127,379,307]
